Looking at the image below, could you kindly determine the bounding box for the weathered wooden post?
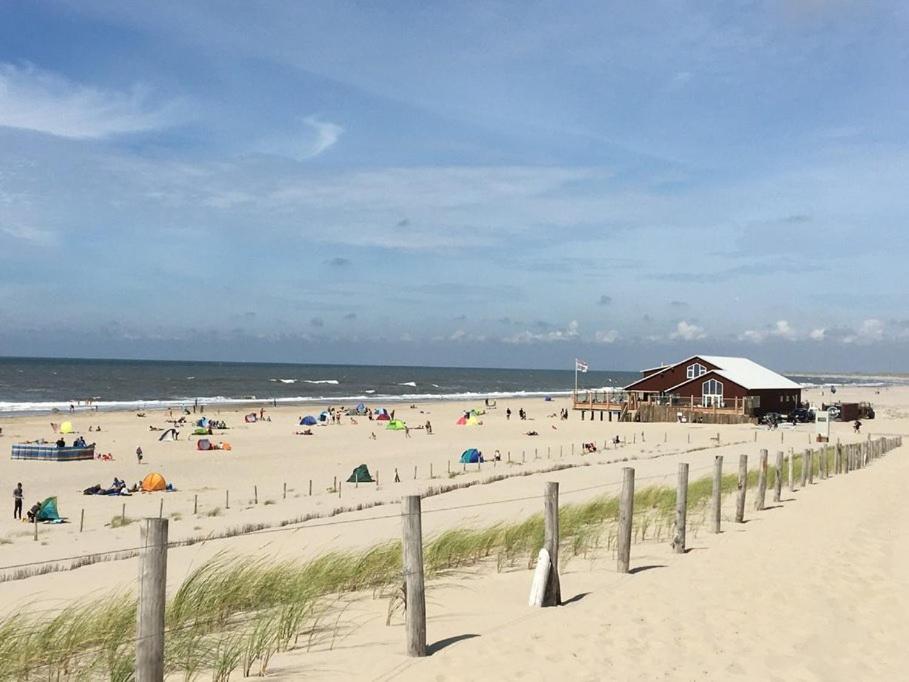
[137,518,168,682]
[401,496,426,657]
[807,450,814,485]
[33,515,38,541]
[226,490,230,509]
[283,482,287,499]
[835,441,842,474]
[672,463,689,553]
[158,498,164,519]
[254,485,258,505]
[543,482,561,606]
[308,479,313,496]
[800,451,809,487]
[788,450,794,491]
[122,503,127,525]
[735,454,747,523]
[755,449,768,511]
[617,467,635,573]
[80,508,85,533]
[413,465,417,480]
[711,456,723,534]
[773,451,783,502]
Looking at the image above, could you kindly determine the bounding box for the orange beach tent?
[141,472,167,492]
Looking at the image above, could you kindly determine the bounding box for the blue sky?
[1,1,908,372]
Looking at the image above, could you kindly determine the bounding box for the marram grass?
[0,444,869,680]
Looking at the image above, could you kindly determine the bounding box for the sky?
[1,1,908,373]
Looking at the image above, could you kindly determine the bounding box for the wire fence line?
[2,435,902,681]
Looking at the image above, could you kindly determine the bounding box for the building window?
[687,363,706,379]
[702,378,724,407]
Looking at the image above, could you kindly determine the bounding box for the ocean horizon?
[0,355,904,415]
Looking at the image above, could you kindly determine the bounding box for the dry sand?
[0,383,905,679]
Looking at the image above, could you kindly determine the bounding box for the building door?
[702,378,724,407]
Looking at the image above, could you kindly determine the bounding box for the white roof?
[693,356,801,390]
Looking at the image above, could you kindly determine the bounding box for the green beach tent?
[346,464,374,483]
[36,497,61,522]
[386,419,406,431]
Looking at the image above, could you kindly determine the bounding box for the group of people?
[12,483,43,523]
[55,435,88,448]
[505,408,529,421]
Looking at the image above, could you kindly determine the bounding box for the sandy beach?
[0,383,905,679]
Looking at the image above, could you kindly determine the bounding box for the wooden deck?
[572,391,753,421]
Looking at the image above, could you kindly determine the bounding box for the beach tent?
[456,415,479,426]
[386,419,406,431]
[244,413,258,423]
[36,497,61,522]
[355,402,367,415]
[376,413,390,421]
[141,472,167,492]
[192,427,209,436]
[158,428,178,442]
[469,409,485,417]
[319,411,330,422]
[460,448,482,464]
[301,416,318,426]
[346,464,375,483]
[374,408,389,417]
[456,416,467,425]
[196,418,209,428]
[196,438,212,451]
[59,421,74,434]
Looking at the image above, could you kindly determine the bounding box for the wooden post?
[430,463,433,479]
[33,515,38,541]
[711,456,723,534]
[254,485,258,505]
[308,480,313,496]
[413,465,417,480]
[808,450,814,484]
[543,482,561,606]
[333,476,337,492]
[773,451,783,503]
[137,518,168,682]
[448,460,452,474]
[226,490,230,509]
[781,431,784,444]
[617,467,635,573]
[122,503,127,525]
[835,442,842,474]
[401,496,426,657]
[800,451,808,487]
[755,449,768,511]
[672,463,688,553]
[523,450,526,463]
[158,498,164,519]
[283,482,287,499]
[735,454,747,523]
[338,481,342,499]
[193,495,198,515]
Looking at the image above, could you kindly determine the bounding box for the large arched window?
[702,378,724,407]
[687,363,706,379]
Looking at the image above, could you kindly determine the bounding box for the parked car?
[787,407,815,423]
[760,412,784,426]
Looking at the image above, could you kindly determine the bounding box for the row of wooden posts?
[130,434,902,676]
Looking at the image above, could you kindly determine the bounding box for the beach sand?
[0,383,905,678]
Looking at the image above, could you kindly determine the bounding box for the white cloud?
[844,318,885,344]
[670,320,705,341]
[772,319,796,340]
[0,63,179,139]
[505,320,580,344]
[0,223,58,246]
[594,329,619,344]
[302,115,344,157]
[809,328,826,341]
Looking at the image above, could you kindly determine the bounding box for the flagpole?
[574,359,578,401]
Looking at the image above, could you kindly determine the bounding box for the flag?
[575,359,588,373]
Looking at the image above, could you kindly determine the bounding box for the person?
[369,432,376,440]
[404,426,411,438]
[425,420,432,435]
[506,408,511,420]
[69,403,75,413]
[74,435,86,448]
[494,449,501,461]
[13,483,23,520]
[27,501,41,523]
[89,425,94,432]
[56,437,66,448]
[394,468,401,483]
[136,446,143,464]
[854,419,862,433]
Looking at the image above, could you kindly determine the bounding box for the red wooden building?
[624,355,801,417]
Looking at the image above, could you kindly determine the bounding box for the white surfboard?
[528,548,551,607]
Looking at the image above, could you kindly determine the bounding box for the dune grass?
[0,439,895,680]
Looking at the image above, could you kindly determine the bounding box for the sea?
[0,357,902,415]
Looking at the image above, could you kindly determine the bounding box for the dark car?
[760,412,784,426]
[788,407,815,423]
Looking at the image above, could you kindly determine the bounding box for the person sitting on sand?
[26,501,41,523]
[525,430,539,436]
[350,417,358,424]
[56,437,66,448]
[73,435,86,448]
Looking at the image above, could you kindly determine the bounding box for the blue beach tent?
[301,416,317,426]
[460,448,482,464]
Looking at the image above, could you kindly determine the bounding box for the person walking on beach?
[13,483,23,520]
[506,408,511,420]
[404,426,411,438]
[425,420,432,435]
[136,446,143,464]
